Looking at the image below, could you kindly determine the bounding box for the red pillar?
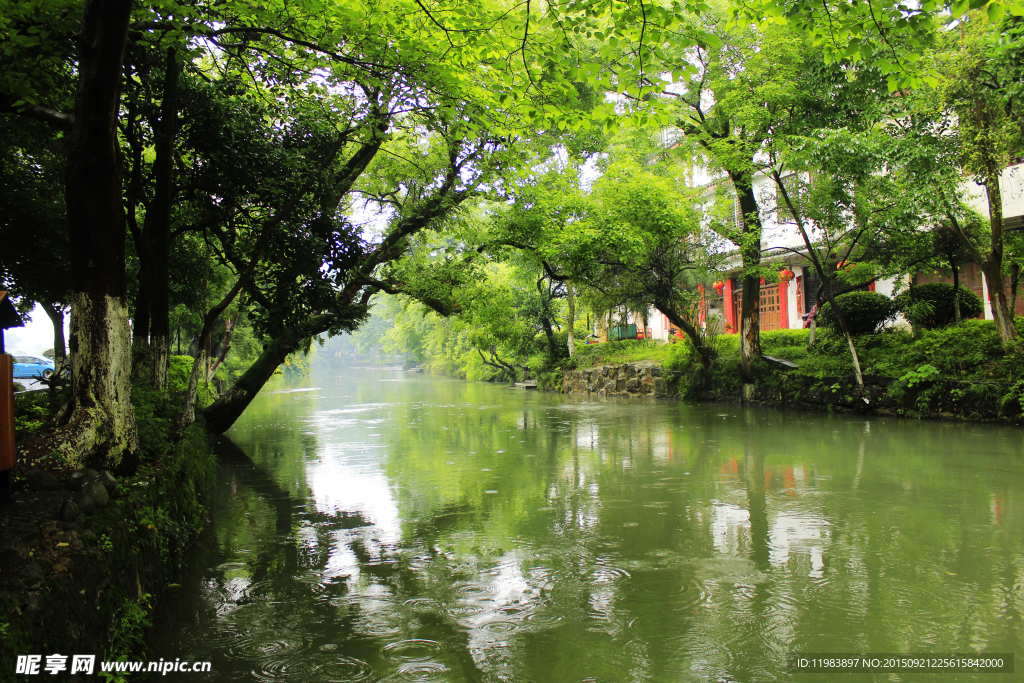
[779,281,790,330]
[724,278,735,334]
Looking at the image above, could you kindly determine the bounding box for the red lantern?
[712,280,726,294]
[778,268,795,282]
[837,260,856,271]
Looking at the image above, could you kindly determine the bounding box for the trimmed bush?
[895,283,984,329]
[817,291,898,335]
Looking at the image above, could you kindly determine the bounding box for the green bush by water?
[817,291,898,335]
[894,283,984,329]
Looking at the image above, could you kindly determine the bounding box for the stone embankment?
[562,362,680,399]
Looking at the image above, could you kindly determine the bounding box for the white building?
[602,160,1024,343]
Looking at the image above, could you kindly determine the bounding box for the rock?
[23,469,62,492]
[76,491,96,515]
[59,499,81,523]
[82,481,109,509]
[96,470,117,492]
[67,468,99,492]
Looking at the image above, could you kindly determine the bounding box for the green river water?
[148,370,1024,682]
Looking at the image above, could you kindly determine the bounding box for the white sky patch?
[3,303,66,356]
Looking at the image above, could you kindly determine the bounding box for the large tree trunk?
[149,49,178,389]
[982,257,1018,348]
[979,175,1020,350]
[132,263,151,349]
[654,298,715,369]
[566,282,576,358]
[56,0,137,472]
[968,97,1020,351]
[733,175,763,378]
[208,309,241,380]
[536,277,557,357]
[951,256,961,324]
[40,301,67,364]
[1011,264,1020,318]
[204,314,335,433]
[175,278,247,434]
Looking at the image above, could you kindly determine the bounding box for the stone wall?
[562,362,680,399]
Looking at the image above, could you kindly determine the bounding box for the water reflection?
[149,370,1024,682]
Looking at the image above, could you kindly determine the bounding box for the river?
[148,370,1024,682]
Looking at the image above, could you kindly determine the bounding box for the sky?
[4,303,66,356]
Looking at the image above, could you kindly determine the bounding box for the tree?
[572,160,720,367]
[669,19,820,377]
[0,118,71,365]
[937,12,1024,349]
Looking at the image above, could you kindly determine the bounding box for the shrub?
[532,328,571,360]
[817,291,898,335]
[167,355,195,394]
[761,329,810,350]
[664,341,696,371]
[167,354,216,406]
[895,283,984,329]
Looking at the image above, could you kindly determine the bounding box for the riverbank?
[1,390,215,681]
[561,324,1024,424]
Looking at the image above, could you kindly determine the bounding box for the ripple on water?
[227,632,311,661]
[402,597,442,612]
[591,565,631,585]
[443,602,485,617]
[803,571,959,631]
[624,575,708,611]
[216,562,248,572]
[454,582,495,602]
[525,611,564,627]
[481,620,520,634]
[323,655,377,682]
[252,653,323,682]
[392,661,450,682]
[381,639,449,662]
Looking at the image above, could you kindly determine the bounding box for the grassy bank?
[563,319,1024,422]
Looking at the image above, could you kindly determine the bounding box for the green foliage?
[166,355,194,394]
[102,593,152,677]
[895,283,984,329]
[282,348,316,379]
[12,391,51,442]
[131,381,178,462]
[1001,379,1024,414]
[166,355,215,406]
[98,534,114,553]
[664,341,696,372]
[899,364,941,387]
[818,291,899,335]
